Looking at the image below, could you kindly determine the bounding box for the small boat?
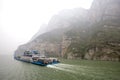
[14,50,60,66]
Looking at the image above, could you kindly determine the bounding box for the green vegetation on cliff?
[64,21,120,60]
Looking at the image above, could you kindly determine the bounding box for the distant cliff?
[15,0,120,61]
[89,0,120,25]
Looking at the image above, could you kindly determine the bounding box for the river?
[0,55,120,80]
[0,55,56,80]
[0,55,77,80]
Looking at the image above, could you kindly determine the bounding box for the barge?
[14,50,60,66]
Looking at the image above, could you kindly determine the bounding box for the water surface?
[0,55,120,80]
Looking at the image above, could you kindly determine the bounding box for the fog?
[0,0,93,55]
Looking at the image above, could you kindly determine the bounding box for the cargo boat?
[14,50,60,66]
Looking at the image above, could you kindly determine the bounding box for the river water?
[0,55,120,80]
[0,55,76,80]
[0,55,52,80]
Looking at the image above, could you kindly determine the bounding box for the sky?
[0,0,93,55]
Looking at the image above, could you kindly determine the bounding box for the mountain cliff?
[15,0,120,61]
[15,8,88,57]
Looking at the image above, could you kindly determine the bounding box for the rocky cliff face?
[15,0,120,61]
[89,0,120,25]
[85,0,120,61]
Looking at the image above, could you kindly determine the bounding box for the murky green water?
[0,55,54,80]
[0,55,76,80]
[0,55,120,80]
